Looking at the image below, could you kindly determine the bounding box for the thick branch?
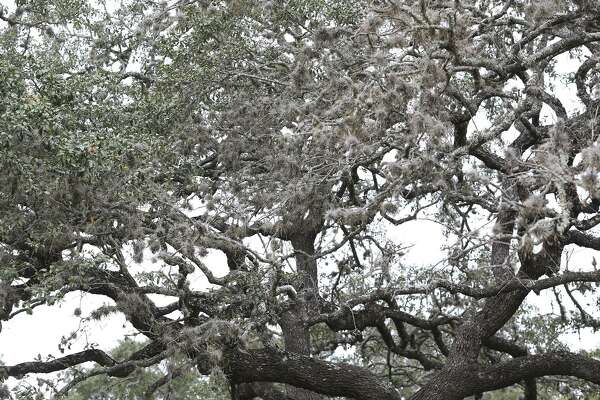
[227,348,402,400]
[474,352,600,392]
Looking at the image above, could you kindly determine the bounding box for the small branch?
[55,348,174,398]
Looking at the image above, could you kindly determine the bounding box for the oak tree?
[2,0,600,399]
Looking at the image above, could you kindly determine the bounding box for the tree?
[2,340,227,400]
[2,0,600,399]
[59,339,228,400]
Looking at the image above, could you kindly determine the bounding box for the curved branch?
[575,57,599,107]
[0,349,116,378]
[474,352,600,392]
[227,348,402,400]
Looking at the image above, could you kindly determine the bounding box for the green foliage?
[63,340,228,400]
[2,0,600,399]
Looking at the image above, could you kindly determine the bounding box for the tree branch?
[227,348,402,400]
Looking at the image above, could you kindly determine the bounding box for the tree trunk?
[410,194,521,399]
[279,232,321,400]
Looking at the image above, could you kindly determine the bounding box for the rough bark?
[228,348,402,400]
[411,183,525,399]
[279,231,322,400]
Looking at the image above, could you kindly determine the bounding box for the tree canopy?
[2,0,600,399]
